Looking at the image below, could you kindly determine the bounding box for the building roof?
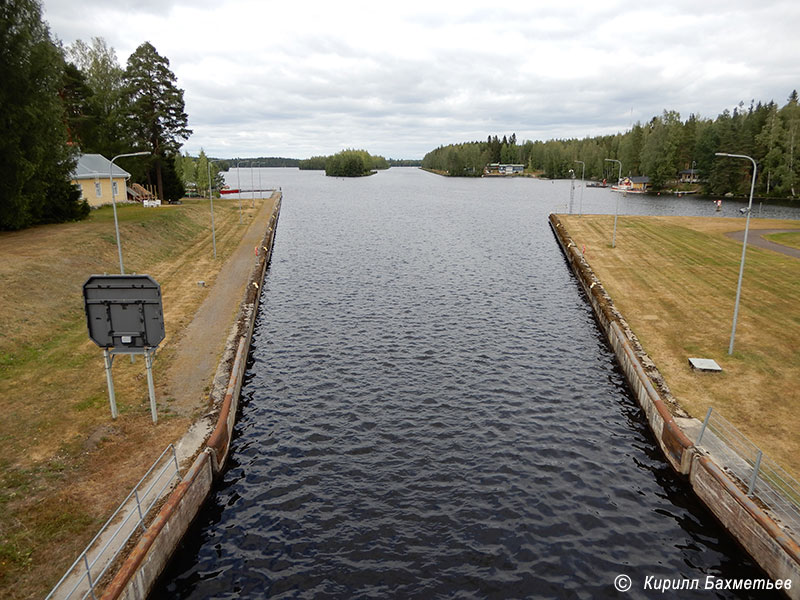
[72,154,131,180]
[630,176,650,183]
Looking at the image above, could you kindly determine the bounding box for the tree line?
[299,149,390,177]
[423,93,800,198]
[1,0,190,230]
[215,157,301,170]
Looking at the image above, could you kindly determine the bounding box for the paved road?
[166,193,279,418]
[725,228,800,259]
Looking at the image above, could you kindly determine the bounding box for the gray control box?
[83,274,165,350]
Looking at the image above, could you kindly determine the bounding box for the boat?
[586,180,609,188]
[219,188,240,195]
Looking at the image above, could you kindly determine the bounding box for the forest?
[422,93,800,198]
[1,0,192,229]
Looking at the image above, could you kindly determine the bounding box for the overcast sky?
[41,0,800,159]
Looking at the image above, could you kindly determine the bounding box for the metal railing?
[46,445,181,600]
[696,407,800,535]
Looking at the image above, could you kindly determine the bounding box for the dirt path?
[725,228,800,259]
[165,193,278,418]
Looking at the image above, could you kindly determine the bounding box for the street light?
[208,161,217,259]
[110,151,150,274]
[715,152,758,355]
[604,158,622,248]
[574,160,585,216]
[236,159,242,223]
[568,169,576,214]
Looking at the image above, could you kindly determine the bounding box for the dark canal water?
[155,169,797,599]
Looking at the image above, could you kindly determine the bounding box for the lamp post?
[715,152,757,355]
[568,169,575,214]
[574,160,585,216]
[236,159,242,223]
[110,151,150,274]
[604,158,622,248]
[208,161,217,259]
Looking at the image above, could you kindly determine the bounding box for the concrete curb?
[99,194,282,600]
[549,214,800,597]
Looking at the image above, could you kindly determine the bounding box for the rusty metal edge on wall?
[549,213,799,597]
[100,195,282,600]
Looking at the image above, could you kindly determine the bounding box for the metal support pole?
[605,158,622,248]
[748,450,763,496]
[208,161,217,259]
[697,406,713,445]
[251,165,255,208]
[145,349,157,424]
[574,160,585,216]
[236,160,242,224]
[171,443,180,474]
[103,348,118,419]
[109,151,150,275]
[134,490,147,531]
[568,170,575,214]
[83,554,97,600]
[715,153,757,355]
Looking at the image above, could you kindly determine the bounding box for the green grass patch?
[560,214,800,480]
[765,231,800,250]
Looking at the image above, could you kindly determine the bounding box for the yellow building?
[71,154,132,208]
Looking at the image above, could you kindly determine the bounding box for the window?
[95,181,102,197]
[112,181,118,197]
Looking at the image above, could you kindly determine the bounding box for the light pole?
[568,169,576,214]
[208,161,217,259]
[110,151,150,274]
[715,152,758,355]
[236,159,242,223]
[574,160,585,216]
[604,158,622,248]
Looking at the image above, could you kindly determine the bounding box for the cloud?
[40,0,800,158]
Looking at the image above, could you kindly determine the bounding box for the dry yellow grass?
[0,195,273,599]
[560,214,800,479]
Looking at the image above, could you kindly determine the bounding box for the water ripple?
[157,169,769,599]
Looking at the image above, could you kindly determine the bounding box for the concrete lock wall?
[549,214,800,597]
[100,195,282,600]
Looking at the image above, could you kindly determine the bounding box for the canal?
[155,168,794,598]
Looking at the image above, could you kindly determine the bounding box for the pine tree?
[122,42,191,201]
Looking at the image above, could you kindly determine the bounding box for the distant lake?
[156,168,795,599]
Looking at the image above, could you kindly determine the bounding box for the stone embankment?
[550,213,799,598]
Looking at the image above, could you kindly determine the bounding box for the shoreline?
[44,194,283,600]
[549,213,800,596]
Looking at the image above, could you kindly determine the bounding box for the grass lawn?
[559,214,800,480]
[0,195,273,599]
[765,230,800,250]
